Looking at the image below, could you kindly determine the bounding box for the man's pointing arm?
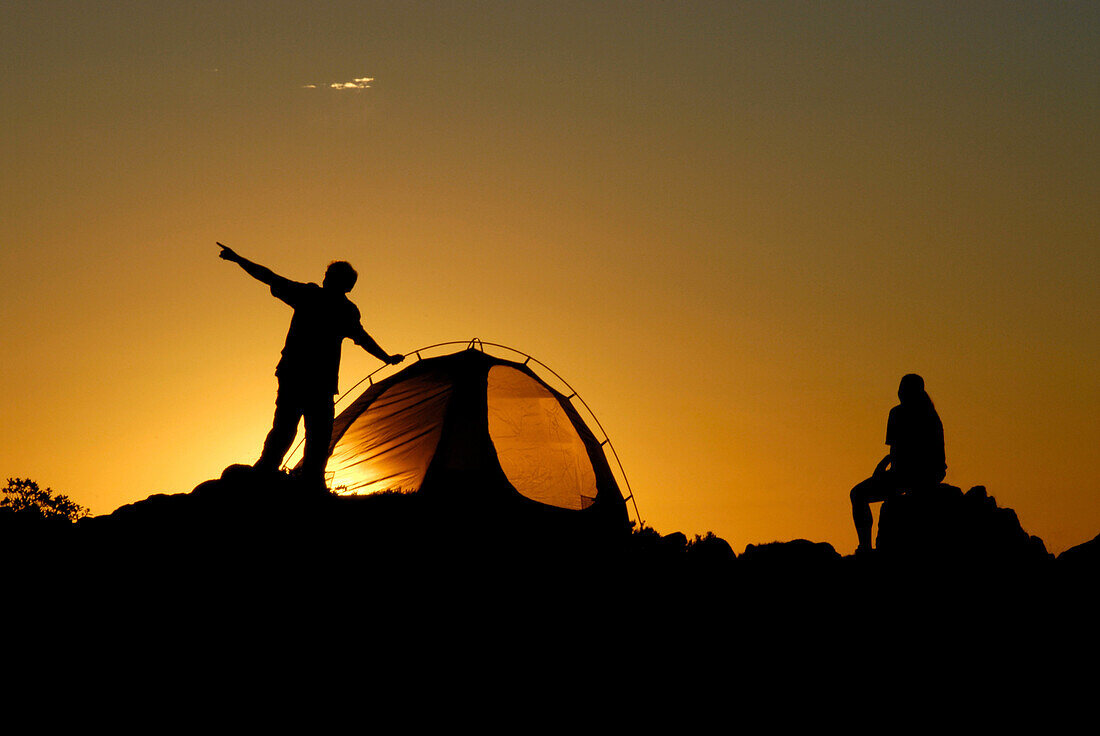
[218,242,283,287]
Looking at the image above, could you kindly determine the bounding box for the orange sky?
[2,2,1097,555]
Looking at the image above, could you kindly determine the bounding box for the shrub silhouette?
[2,477,88,522]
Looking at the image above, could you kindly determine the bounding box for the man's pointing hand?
[217,242,240,262]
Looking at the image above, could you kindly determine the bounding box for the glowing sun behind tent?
[326,370,453,495]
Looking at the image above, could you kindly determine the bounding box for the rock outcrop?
[1056,532,1100,574]
[876,484,1051,568]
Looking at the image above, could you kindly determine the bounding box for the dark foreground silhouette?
[6,467,1092,606]
[6,468,1094,706]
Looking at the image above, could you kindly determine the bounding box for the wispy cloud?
[302,76,374,91]
[332,77,374,90]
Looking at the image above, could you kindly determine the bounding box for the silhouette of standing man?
[218,243,403,492]
[850,374,946,554]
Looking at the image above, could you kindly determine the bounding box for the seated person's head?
[898,373,925,404]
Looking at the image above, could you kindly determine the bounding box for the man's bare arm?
[218,243,282,286]
[351,326,404,365]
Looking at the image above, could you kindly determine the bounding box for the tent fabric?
[325,369,453,495]
[311,348,626,524]
[486,365,599,511]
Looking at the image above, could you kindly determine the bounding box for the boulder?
[1056,533,1100,573]
[739,539,840,570]
[686,532,737,567]
[876,484,1051,568]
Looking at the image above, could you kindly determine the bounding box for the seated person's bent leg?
[850,478,878,550]
[851,472,907,551]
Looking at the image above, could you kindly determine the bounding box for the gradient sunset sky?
[2,1,1096,555]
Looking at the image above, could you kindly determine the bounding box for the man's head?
[323,261,358,293]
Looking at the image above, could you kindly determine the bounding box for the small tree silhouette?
[2,477,88,522]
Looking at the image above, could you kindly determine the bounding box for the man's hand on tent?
[217,242,240,263]
[387,354,405,365]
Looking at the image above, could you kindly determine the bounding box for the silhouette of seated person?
[850,374,946,554]
[218,243,403,491]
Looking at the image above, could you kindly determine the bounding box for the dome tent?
[294,342,633,530]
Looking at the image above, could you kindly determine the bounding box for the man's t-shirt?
[886,403,947,483]
[270,277,364,395]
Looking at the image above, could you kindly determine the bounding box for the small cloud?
[301,76,374,91]
[330,76,373,90]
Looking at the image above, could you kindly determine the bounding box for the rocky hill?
[6,466,1095,697]
[6,468,1090,605]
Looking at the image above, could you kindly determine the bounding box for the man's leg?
[301,393,336,491]
[256,385,303,472]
